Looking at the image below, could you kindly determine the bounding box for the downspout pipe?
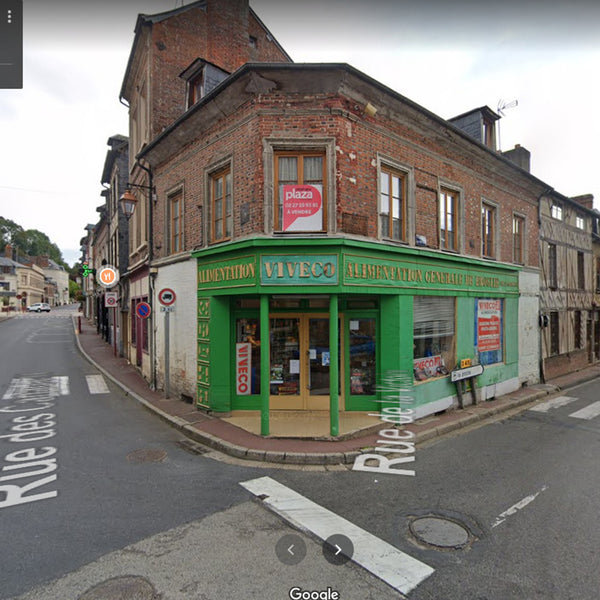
[136,158,157,391]
[538,187,554,384]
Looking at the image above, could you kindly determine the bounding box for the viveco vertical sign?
[236,343,252,395]
[282,184,323,232]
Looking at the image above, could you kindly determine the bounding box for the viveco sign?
[261,255,338,285]
[0,375,68,509]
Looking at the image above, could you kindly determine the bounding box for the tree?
[0,216,67,268]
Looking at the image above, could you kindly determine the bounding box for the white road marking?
[240,476,434,595]
[529,396,577,413]
[86,375,109,395]
[568,401,600,420]
[491,485,548,528]
[2,376,69,400]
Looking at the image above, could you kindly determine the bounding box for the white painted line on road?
[86,374,109,395]
[491,485,548,528]
[2,376,69,400]
[568,401,600,420]
[240,476,434,595]
[529,396,577,413]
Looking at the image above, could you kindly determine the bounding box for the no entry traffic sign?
[158,288,176,306]
[105,292,118,307]
[136,301,151,319]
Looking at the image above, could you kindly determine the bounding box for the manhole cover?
[127,448,167,463]
[410,516,470,549]
[78,575,159,600]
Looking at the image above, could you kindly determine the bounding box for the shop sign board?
[261,255,338,285]
[197,256,257,290]
[282,184,323,232]
[97,265,119,288]
[235,343,252,395]
[343,254,518,295]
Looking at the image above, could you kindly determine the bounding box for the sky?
[1,0,599,267]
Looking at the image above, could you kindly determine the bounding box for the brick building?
[135,53,550,434]
[119,0,291,388]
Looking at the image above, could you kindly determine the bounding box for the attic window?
[188,71,204,107]
[249,35,257,48]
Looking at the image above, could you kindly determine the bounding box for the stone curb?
[73,317,598,466]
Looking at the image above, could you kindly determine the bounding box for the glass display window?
[413,296,455,382]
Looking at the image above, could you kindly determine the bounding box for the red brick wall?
[148,0,291,139]
[151,88,540,269]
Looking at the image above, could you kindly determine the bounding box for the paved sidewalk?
[72,313,600,465]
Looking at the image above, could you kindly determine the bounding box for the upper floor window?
[380,166,406,241]
[513,215,525,264]
[577,251,585,290]
[481,202,497,258]
[274,152,325,233]
[551,203,563,220]
[168,189,183,254]
[439,188,458,251]
[576,215,585,230]
[210,167,232,243]
[548,243,557,289]
[180,59,229,110]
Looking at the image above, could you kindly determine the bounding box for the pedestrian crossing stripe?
[529,396,577,413]
[85,374,109,394]
[568,401,600,420]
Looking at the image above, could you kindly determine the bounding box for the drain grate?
[126,448,167,463]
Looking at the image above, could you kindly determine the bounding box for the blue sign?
[136,301,151,319]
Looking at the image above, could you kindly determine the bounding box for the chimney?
[571,194,594,210]
[502,144,531,172]
[4,244,12,260]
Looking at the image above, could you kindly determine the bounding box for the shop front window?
[235,318,261,395]
[413,296,455,381]
[270,318,300,395]
[349,318,376,395]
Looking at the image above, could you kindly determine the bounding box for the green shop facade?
[194,238,520,436]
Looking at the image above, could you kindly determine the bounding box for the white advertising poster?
[236,343,252,395]
[282,184,323,232]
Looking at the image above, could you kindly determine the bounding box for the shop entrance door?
[269,314,340,410]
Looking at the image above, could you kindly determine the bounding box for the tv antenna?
[496,99,518,151]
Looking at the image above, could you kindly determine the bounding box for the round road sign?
[97,265,119,288]
[158,288,176,306]
[136,301,151,319]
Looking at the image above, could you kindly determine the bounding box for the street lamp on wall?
[119,189,138,220]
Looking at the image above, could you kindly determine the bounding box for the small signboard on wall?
[236,343,252,395]
[282,184,323,231]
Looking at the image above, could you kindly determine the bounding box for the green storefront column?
[329,294,339,436]
[208,296,231,412]
[260,294,270,436]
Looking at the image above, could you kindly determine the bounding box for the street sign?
[136,301,151,319]
[160,306,174,312]
[451,364,484,382]
[105,292,118,307]
[158,288,176,306]
[97,265,119,288]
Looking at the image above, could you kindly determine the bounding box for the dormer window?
[179,58,229,110]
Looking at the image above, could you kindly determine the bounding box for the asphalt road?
[2,308,599,599]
